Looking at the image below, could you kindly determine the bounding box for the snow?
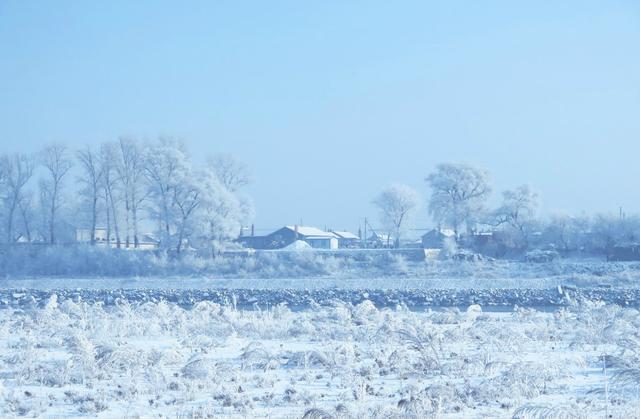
[281,240,313,251]
[3,260,640,417]
[284,226,337,237]
[0,294,638,417]
[330,231,359,240]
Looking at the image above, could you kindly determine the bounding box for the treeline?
[373,163,637,256]
[0,138,252,253]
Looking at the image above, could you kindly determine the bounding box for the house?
[138,234,161,250]
[367,232,395,248]
[76,227,110,243]
[237,235,270,249]
[75,227,159,250]
[239,225,339,250]
[608,243,640,261]
[331,230,360,248]
[15,233,47,244]
[421,228,456,249]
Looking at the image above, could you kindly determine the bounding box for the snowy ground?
[2,293,640,418]
[3,261,640,418]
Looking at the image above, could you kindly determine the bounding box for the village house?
[330,230,360,248]
[367,231,395,248]
[239,225,339,250]
[75,227,160,250]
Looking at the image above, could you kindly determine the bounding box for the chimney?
[251,224,255,237]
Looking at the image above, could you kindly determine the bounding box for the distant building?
[239,225,338,250]
[608,243,640,261]
[331,230,360,248]
[367,232,395,248]
[421,228,456,249]
[75,227,159,250]
[76,227,109,243]
[469,231,494,248]
[138,234,161,250]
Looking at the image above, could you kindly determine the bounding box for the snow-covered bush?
[1,296,633,417]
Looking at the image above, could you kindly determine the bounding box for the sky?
[1,1,639,234]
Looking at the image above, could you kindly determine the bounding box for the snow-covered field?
[2,291,640,418]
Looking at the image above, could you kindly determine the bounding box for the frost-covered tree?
[0,159,7,186]
[172,168,203,253]
[543,213,593,253]
[77,146,104,244]
[426,163,491,236]
[144,138,190,248]
[0,153,35,243]
[16,190,35,243]
[40,144,73,244]
[100,142,121,247]
[195,169,249,256]
[115,137,146,248]
[493,185,539,250]
[373,184,420,248]
[208,153,250,192]
[590,214,619,253]
[587,213,640,254]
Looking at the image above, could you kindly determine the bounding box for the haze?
[1,1,639,231]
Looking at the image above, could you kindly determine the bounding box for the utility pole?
[364,217,368,249]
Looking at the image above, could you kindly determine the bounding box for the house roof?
[283,226,337,238]
[331,231,359,240]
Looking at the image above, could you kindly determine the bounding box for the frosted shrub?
[1,296,639,417]
[376,253,410,275]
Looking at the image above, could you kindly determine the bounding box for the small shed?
[331,230,360,248]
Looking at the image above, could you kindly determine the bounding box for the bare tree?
[208,153,250,192]
[373,184,420,248]
[77,146,104,244]
[1,153,35,243]
[426,163,491,236]
[40,144,73,244]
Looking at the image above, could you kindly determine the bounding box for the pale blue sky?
[1,1,639,232]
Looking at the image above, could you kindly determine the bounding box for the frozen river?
[1,276,639,309]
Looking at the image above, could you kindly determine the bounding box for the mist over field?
[1,1,640,418]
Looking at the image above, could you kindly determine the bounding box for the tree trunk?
[49,204,55,244]
[91,195,97,245]
[132,206,139,248]
[176,221,184,254]
[20,204,31,243]
[105,190,111,246]
[124,199,130,248]
[6,198,16,243]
